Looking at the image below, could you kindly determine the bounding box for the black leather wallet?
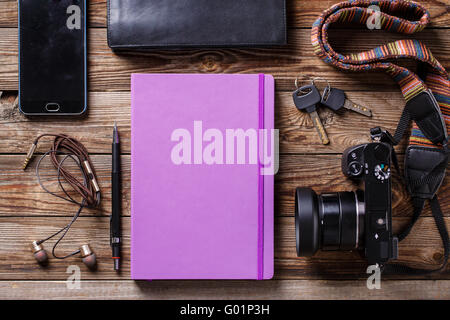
[107,0,287,49]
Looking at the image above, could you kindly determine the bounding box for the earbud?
[31,241,48,266]
[31,241,98,269]
[80,244,97,270]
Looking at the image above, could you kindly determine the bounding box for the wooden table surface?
[0,0,449,300]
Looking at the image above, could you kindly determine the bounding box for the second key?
[321,87,372,117]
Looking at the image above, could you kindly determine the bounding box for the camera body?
[342,141,398,266]
[296,139,398,267]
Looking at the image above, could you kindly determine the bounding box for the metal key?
[293,84,330,145]
[321,87,372,117]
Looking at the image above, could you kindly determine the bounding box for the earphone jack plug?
[22,142,37,170]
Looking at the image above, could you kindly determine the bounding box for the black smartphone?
[19,0,87,115]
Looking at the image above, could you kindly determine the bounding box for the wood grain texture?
[1,0,448,28]
[0,155,448,218]
[1,0,449,299]
[1,280,449,300]
[0,216,448,281]
[0,28,448,92]
[0,91,445,154]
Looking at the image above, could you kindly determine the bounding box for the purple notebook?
[131,74,275,280]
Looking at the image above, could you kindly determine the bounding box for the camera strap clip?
[370,127,396,145]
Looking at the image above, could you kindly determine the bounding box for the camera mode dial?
[374,164,390,181]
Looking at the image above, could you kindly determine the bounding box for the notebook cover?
[131,74,274,280]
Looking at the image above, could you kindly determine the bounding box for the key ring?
[311,77,331,94]
[295,76,331,95]
[294,75,311,90]
[295,75,315,94]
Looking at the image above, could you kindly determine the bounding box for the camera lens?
[295,188,365,256]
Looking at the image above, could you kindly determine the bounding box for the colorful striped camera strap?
[312,0,449,274]
[312,0,449,148]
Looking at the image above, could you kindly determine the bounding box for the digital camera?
[295,135,398,266]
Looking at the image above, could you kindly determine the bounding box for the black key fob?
[321,87,346,111]
[293,84,321,113]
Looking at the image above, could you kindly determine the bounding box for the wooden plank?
[1,279,449,300]
[0,216,448,280]
[0,28,448,92]
[0,0,448,28]
[0,90,444,154]
[1,155,448,218]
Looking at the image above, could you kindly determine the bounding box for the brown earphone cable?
[24,134,101,207]
[23,134,101,259]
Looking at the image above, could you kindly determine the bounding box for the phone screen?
[19,0,86,115]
